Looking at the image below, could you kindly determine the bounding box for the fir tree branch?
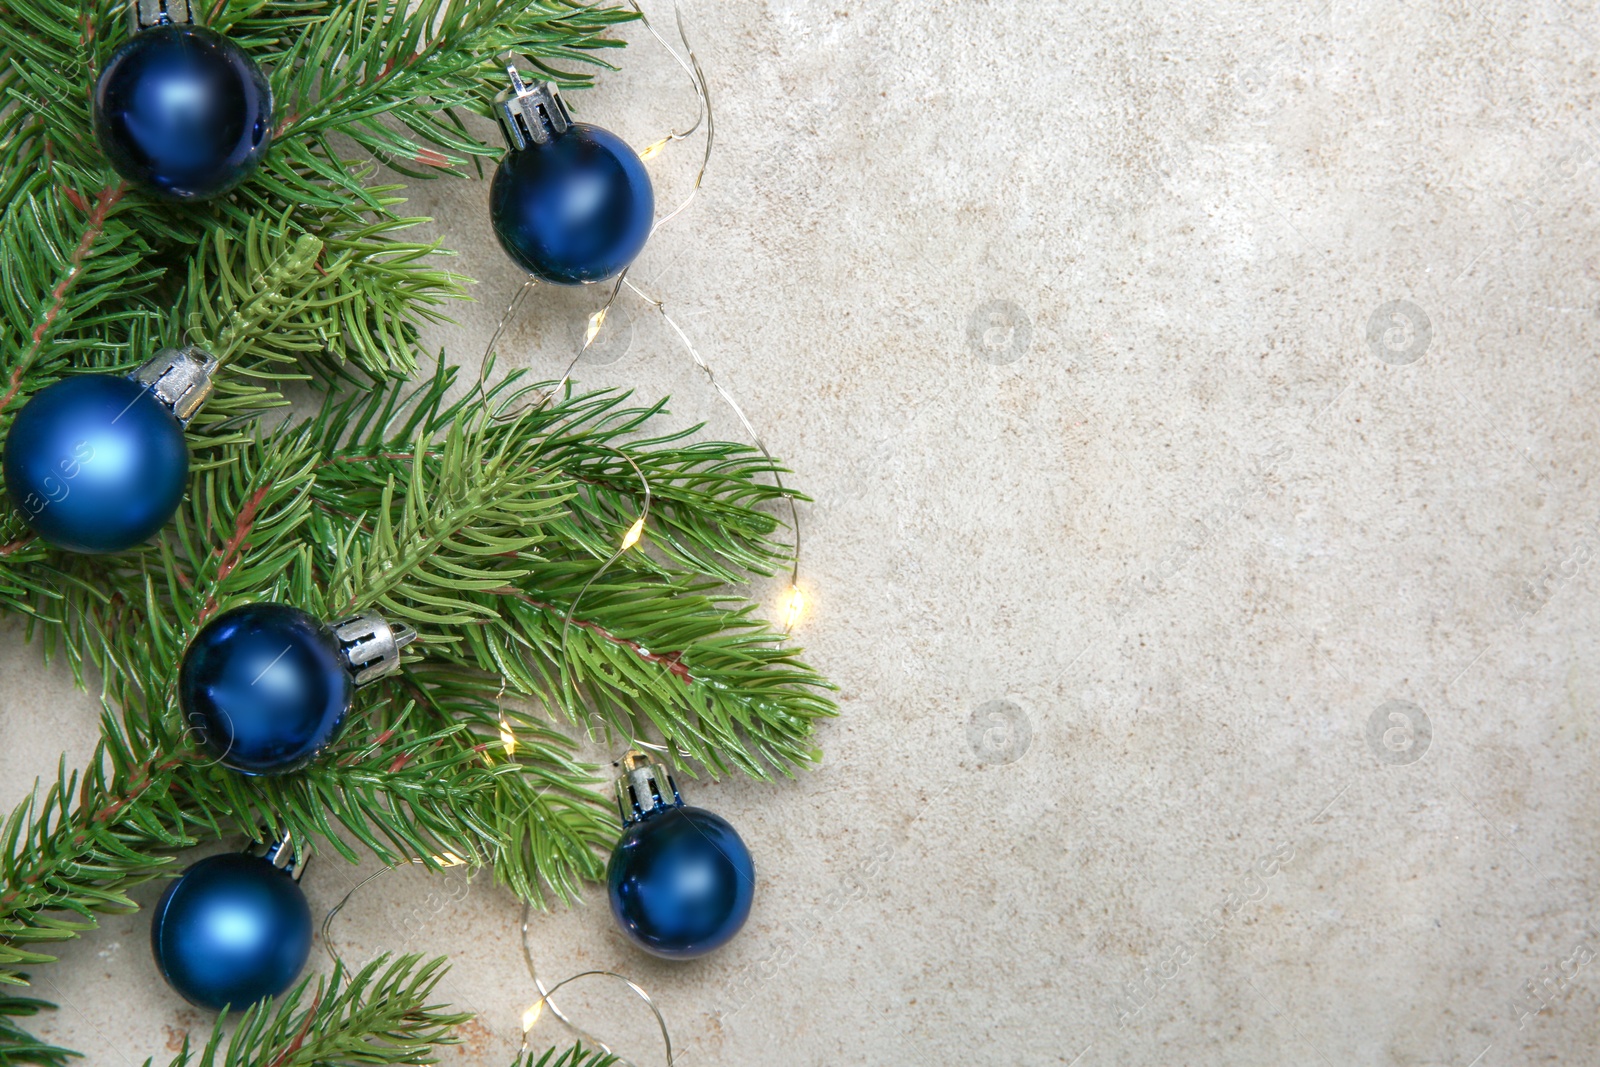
[0,0,635,211]
[154,955,468,1067]
[200,0,638,216]
[471,562,833,777]
[515,1045,618,1067]
[301,366,835,776]
[397,665,614,903]
[0,171,155,434]
[0,988,76,1067]
[0,728,198,974]
[234,0,635,178]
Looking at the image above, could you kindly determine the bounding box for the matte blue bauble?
[3,375,188,553]
[93,24,273,200]
[490,123,654,284]
[151,852,311,1011]
[179,603,353,775]
[608,804,755,959]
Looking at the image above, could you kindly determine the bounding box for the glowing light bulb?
[583,307,608,349]
[621,516,646,551]
[639,137,671,162]
[432,851,465,868]
[783,585,804,629]
[499,715,517,757]
[522,1001,543,1032]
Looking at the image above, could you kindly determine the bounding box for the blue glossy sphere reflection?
[179,603,352,775]
[151,852,311,1011]
[489,123,654,284]
[93,24,273,200]
[607,804,755,959]
[3,375,188,553]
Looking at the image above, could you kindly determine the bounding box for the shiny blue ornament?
[151,850,311,1011]
[607,753,755,959]
[489,72,653,285]
[93,11,273,201]
[179,603,353,776]
[3,374,188,554]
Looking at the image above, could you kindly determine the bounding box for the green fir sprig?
[154,955,469,1067]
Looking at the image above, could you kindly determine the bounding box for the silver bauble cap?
[131,346,217,425]
[133,0,194,31]
[330,612,418,687]
[493,68,572,151]
[614,749,682,826]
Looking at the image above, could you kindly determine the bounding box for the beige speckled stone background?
[3,1,1599,1063]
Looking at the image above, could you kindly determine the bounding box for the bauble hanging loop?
[179,603,416,776]
[606,750,755,959]
[489,69,655,285]
[150,833,312,1011]
[93,0,274,201]
[2,346,215,553]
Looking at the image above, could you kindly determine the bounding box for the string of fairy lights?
[320,854,675,1065]
[474,0,805,635]
[473,0,800,633]
[410,1,802,1061]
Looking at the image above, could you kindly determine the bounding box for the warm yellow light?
[638,137,671,162]
[583,307,608,349]
[499,714,516,758]
[621,517,646,551]
[432,851,465,868]
[522,1001,543,1033]
[783,585,804,629]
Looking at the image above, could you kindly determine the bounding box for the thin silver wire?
[558,447,653,717]
[317,859,675,1067]
[627,0,713,236]
[519,901,675,1067]
[472,271,629,424]
[622,276,802,597]
[320,857,430,967]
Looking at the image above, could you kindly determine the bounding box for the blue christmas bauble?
[93,24,273,201]
[607,804,755,959]
[3,375,189,553]
[151,852,311,1011]
[179,603,353,775]
[490,123,654,284]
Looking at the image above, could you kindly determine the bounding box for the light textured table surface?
[5,1,1599,1064]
